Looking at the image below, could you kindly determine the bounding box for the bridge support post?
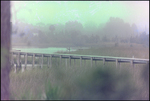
[118,60,121,72]
[74,59,76,67]
[84,59,86,67]
[91,57,93,67]
[130,60,134,68]
[60,55,62,67]
[41,54,43,68]
[25,53,27,70]
[17,52,20,68]
[65,58,67,68]
[130,60,135,80]
[50,55,52,68]
[47,56,50,68]
[11,52,14,66]
[80,56,82,67]
[39,56,41,68]
[21,54,25,72]
[17,52,22,71]
[95,60,97,66]
[103,58,106,68]
[69,56,71,67]
[14,54,17,73]
[32,54,35,68]
[116,59,118,68]
[103,58,105,65]
[10,53,14,70]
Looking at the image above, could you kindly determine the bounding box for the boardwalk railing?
[10,51,149,72]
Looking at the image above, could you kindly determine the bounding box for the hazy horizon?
[11,1,149,34]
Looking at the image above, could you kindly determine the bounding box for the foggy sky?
[11,1,149,34]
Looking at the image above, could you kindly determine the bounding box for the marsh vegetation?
[10,43,149,100]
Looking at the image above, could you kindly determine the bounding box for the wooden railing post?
[84,59,86,67]
[10,52,13,65]
[74,59,76,67]
[39,56,41,68]
[19,54,22,70]
[95,60,97,66]
[14,54,17,73]
[69,56,71,67]
[119,59,121,72]
[65,58,67,68]
[47,56,50,68]
[17,52,20,68]
[116,59,118,68]
[130,59,135,80]
[91,57,93,67]
[22,54,25,72]
[130,60,134,68]
[103,58,105,65]
[25,53,27,69]
[32,53,35,68]
[50,55,52,68]
[80,56,82,67]
[60,55,62,67]
[41,54,43,68]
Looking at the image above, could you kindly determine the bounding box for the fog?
[7,1,149,100]
[11,1,149,48]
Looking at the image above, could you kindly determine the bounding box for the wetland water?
[11,46,89,54]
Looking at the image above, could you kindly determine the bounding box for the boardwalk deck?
[10,51,149,72]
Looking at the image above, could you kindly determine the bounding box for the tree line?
[11,17,149,47]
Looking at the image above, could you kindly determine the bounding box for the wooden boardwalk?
[10,51,149,72]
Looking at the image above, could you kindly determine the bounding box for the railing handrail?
[10,51,149,62]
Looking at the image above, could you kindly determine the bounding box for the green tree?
[103,17,133,39]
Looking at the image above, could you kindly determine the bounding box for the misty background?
[11,1,149,48]
[8,1,149,100]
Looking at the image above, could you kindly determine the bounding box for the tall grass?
[9,43,149,100]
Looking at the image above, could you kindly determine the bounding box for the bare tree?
[1,1,11,100]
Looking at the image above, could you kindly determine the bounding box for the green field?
[9,43,149,100]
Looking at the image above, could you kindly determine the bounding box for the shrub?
[76,65,136,100]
